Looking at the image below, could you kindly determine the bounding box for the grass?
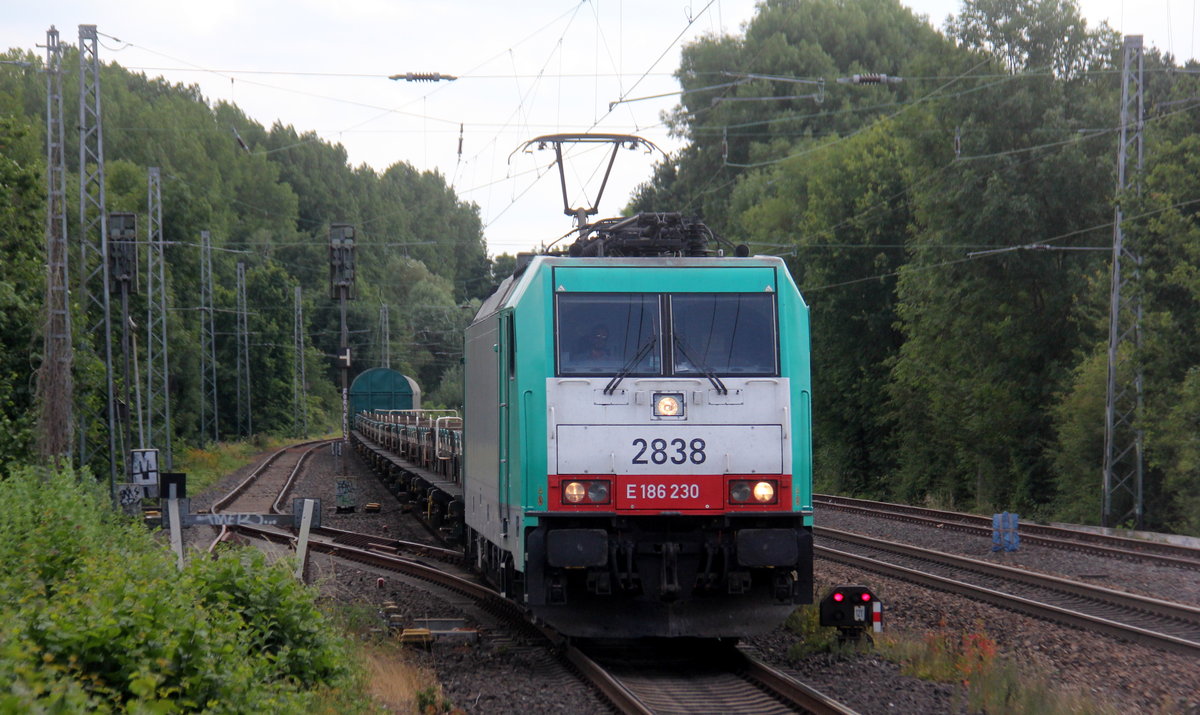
[177,431,459,713]
[175,433,337,494]
[322,599,456,713]
[784,601,1128,715]
[361,643,449,713]
[875,624,1125,714]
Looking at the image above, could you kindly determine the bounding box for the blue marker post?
[992,512,1020,552]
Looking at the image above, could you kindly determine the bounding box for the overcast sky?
[3,0,1194,256]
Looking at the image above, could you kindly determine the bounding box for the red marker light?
[861,593,872,602]
[833,592,845,602]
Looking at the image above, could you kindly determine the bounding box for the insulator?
[404,72,457,82]
[838,73,901,85]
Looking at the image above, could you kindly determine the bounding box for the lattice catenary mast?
[145,168,172,468]
[1102,35,1145,529]
[77,24,119,496]
[36,25,73,462]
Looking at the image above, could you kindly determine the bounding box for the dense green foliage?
[0,465,358,711]
[4,0,1200,534]
[0,47,487,468]
[0,111,44,465]
[633,0,1200,533]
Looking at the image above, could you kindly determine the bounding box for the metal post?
[1102,36,1145,529]
[236,261,252,437]
[339,287,349,460]
[379,303,390,368]
[294,498,316,582]
[293,286,309,437]
[145,168,172,468]
[199,230,218,442]
[36,25,73,463]
[329,224,356,473]
[167,482,184,570]
[109,213,138,476]
[77,24,119,498]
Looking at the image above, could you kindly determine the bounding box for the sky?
[3,0,1196,257]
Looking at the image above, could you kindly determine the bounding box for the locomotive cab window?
[557,293,660,376]
[556,292,778,378]
[670,293,778,376]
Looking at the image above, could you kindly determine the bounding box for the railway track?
[238,519,858,713]
[205,439,331,553]
[568,640,858,714]
[816,526,1200,657]
[211,440,861,714]
[814,494,1200,570]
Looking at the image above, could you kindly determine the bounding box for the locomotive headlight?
[587,481,610,503]
[730,481,752,502]
[653,393,684,417]
[752,481,776,503]
[561,479,611,505]
[564,481,587,504]
[729,479,779,505]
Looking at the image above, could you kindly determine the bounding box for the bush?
[0,465,356,712]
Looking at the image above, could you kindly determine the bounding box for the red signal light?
[820,584,882,634]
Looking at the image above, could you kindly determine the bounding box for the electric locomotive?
[462,212,814,638]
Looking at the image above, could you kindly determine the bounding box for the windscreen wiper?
[674,336,728,395]
[603,335,657,395]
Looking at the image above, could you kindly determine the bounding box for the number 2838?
[631,437,706,465]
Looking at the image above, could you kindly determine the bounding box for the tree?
[0,45,497,464]
[732,122,912,496]
[0,113,43,465]
[887,0,1116,511]
[947,0,1114,77]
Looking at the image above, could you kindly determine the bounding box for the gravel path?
[192,446,1200,714]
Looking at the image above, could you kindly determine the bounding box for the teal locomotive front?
[464,254,813,638]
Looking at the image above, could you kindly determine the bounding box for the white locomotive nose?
[448,211,813,638]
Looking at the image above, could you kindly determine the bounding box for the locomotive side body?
[464,255,813,638]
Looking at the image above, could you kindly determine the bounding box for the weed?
[415,684,462,713]
[784,604,837,658]
[874,624,1120,714]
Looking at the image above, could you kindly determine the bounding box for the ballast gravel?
[192,446,1200,714]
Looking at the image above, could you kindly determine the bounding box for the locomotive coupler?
[697,543,718,590]
[548,574,567,604]
[659,542,680,600]
[772,571,793,601]
[586,570,612,595]
[613,540,638,591]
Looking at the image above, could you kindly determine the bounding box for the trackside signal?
[820,585,881,642]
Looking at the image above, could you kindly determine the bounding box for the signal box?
[819,585,881,641]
